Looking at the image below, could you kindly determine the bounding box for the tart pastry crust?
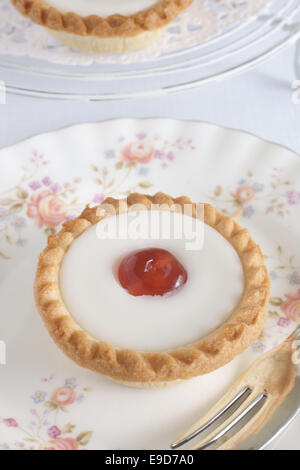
[11,0,193,37]
[11,0,193,52]
[34,193,270,387]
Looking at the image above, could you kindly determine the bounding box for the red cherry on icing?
[118,248,187,297]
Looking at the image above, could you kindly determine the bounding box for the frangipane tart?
[34,193,270,387]
[11,0,194,53]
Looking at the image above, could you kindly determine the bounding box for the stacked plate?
[0,0,299,100]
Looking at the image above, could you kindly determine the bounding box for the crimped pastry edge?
[34,192,270,386]
[11,0,194,38]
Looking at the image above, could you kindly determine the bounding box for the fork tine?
[170,387,252,449]
[171,329,299,451]
[191,392,267,450]
[289,324,300,341]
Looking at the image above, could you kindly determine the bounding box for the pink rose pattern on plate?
[280,289,300,322]
[90,133,194,203]
[207,168,300,352]
[0,134,194,259]
[0,151,81,258]
[210,168,300,219]
[51,387,76,407]
[259,245,300,333]
[27,189,67,228]
[0,377,92,450]
[122,141,154,164]
[251,244,300,352]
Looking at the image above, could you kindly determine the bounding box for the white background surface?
[0,42,299,450]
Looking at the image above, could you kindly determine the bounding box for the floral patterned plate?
[0,119,299,450]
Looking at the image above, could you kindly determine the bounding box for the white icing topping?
[60,211,244,352]
[44,0,159,17]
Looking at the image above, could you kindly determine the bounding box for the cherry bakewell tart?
[34,193,270,388]
[11,0,194,53]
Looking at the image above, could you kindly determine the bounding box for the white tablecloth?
[0,42,299,451]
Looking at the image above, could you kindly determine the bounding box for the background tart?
[11,0,194,53]
[34,193,270,387]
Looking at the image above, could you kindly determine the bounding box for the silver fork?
[171,326,300,450]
